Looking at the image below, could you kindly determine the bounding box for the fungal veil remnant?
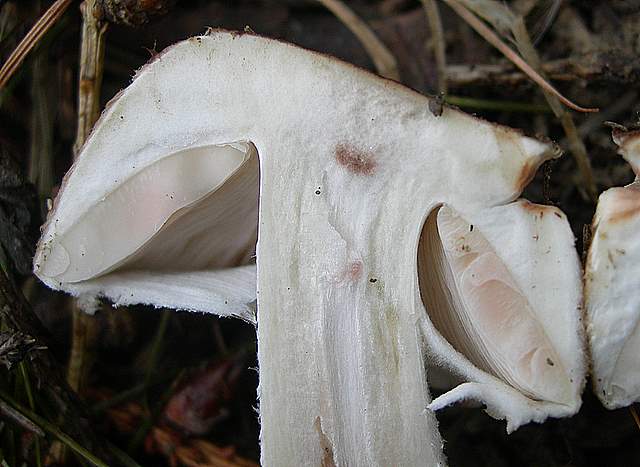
[34,31,585,465]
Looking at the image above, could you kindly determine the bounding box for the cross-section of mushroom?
[419,201,584,430]
[33,31,585,465]
[586,127,640,409]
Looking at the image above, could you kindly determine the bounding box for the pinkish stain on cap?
[335,144,377,176]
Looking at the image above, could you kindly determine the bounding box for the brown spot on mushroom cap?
[335,144,377,176]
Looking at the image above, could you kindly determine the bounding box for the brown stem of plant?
[317,0,400,81]
[421,0,448,94]
[441,0,598,114]
[445,56,640,88]
[511,18,598,202]
[67,303,97,392]
[29,46,55,203]
[73,0,108,157]
[62,1,107,456]
[67,0,107,402]
[0,0,73,91]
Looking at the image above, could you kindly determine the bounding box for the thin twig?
[0,0,73,91]
[107,441,145,467]
[317,0,400,81]
[125,311,172,454]
[29,45,55,205]
[67,301,95,392]
[446,55,640,87]
[0,396,44,437]
[441,0,598,113]
[0,3,18,44]
[453,0,515,38]
[0,389,110,467]
[19,362,43,467]
[421,0,447,94]
[67,0,108,396]
[73,0,108,156]
[91,370,178,415]
[62,5,108,463]
[511,17,598,201]
[143,310,171,410]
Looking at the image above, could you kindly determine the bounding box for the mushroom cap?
[612,127,640,177]
[587,128,640,408]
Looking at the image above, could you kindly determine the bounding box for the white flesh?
[586,129,640,409]
[33,32,585,465]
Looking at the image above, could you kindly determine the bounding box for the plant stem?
[421,0,448,94]
[124,310,171,454]
[19,362,42,467]
[29,36,55,208]
[73,0,108,156]
[511,17,598,201]
[107,441,144,467]
[143,310,171,409]
[317,0,399,80]
[442,0,597,113]
[0,389,109,467]
[67,0,108,397]
[0,0,73,90]
[445,95,550,113]
[67,304,94,392]
[91,370,178,415]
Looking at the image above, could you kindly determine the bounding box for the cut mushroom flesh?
[586,129,640,409]
[420,205,574,405]
[33,31,586,465]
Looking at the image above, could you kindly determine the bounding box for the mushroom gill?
[36,142,259,283]
[418,205,573,405]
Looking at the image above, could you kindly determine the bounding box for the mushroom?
[33,31,585,465]
[586,127,640,409]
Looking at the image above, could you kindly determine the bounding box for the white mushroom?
[33,31,585,465]
[586,127,640,409]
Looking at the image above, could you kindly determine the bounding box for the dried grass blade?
[0,0,73,91]
[442,0,598,113]
[511,17,598,201]
[317,0,400,81]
